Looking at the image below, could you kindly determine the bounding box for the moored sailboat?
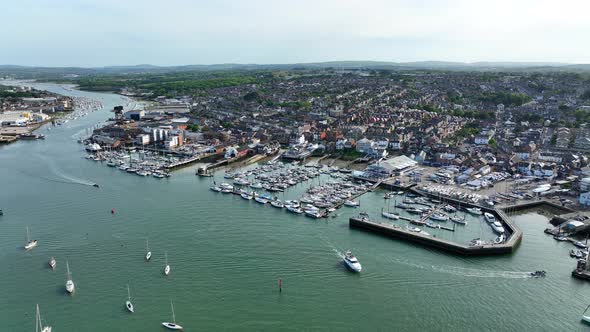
[65,260,75,294]
[162,300,183,330]
[35,304,52,332]
[125,284,134,313]
[24,226,38,251]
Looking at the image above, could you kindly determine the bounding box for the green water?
[0,83,589,331]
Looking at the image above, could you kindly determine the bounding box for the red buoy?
[111,209,115,214]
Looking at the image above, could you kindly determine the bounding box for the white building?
[356,138,374,153]
[580,192,590,206]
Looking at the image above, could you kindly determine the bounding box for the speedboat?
[553,235,568,241]
[241,193,253,200]
[343,251,362,272]
[466,207,482,215]
[491,221,505,234]
[210,186,221,192]
[430,213,449,222]
[484,212,496,223]
[49,257,56,270]
[574,241,588,249]
[570,249,577,257]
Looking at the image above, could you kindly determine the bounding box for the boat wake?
[389,257,532,279]
[34,154,96,187]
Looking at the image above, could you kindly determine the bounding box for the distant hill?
[1,60,589,78]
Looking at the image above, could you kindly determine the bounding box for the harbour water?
[1,82,589,331]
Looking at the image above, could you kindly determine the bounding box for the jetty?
[349,207,522,256]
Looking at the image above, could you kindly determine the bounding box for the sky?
[1,0,589,67]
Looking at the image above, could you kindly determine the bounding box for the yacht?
[395,202,409,209]
[343,251,362,273]
[254,197,269,204]
[484,212,496,223]
[466,207,482,215]
[241,193,253,200]
[270,200,284,208]
[65,260,75,294]
[286,206,303,214]
[451,216,466,225]
[381,209,400,220]
[430,213,449,222]
[344,200,360,207]
[209,185,221,192]
[164,251,170,276]
[304,209,322,218]
[162,301,183,330]
[49,257,56,270]
[406,207,424,214]
[491,221,505,234]
[125,285,134,313]
[35,304,52,332]
[24,226,37,251]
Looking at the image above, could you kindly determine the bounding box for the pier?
[349,216,520,255]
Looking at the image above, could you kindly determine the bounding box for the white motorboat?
[484,212,496,223]
[241,193,253,200]
[36,304,52,332]
[209,185,221,192]
[430,213,449,222]
[581,304,590,324]
[24,226,38,251]
[381,209,399,220]
[65,260,75,294]
[466,207,482,215]
[286,206,303,214]
[304,209,322,218]
[343,251,362,273]
[494,234,506,244]
[254,197,269,204]
[451,215,466,225]
[250,182,263,189]
[145,238,152,261]
[344,200,360,207]
[164,251,171,275]
[491,221,505,234]
[270,200,284,208]
[49,257,56,270]
[125,284,134,313]
[162,301,183,330]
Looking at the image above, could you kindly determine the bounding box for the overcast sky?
[2,0,589,66]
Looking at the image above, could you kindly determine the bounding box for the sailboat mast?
[36,304,40,332]
[171,301,176,323]
[27,226,31,242]
[127,285,131,301]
